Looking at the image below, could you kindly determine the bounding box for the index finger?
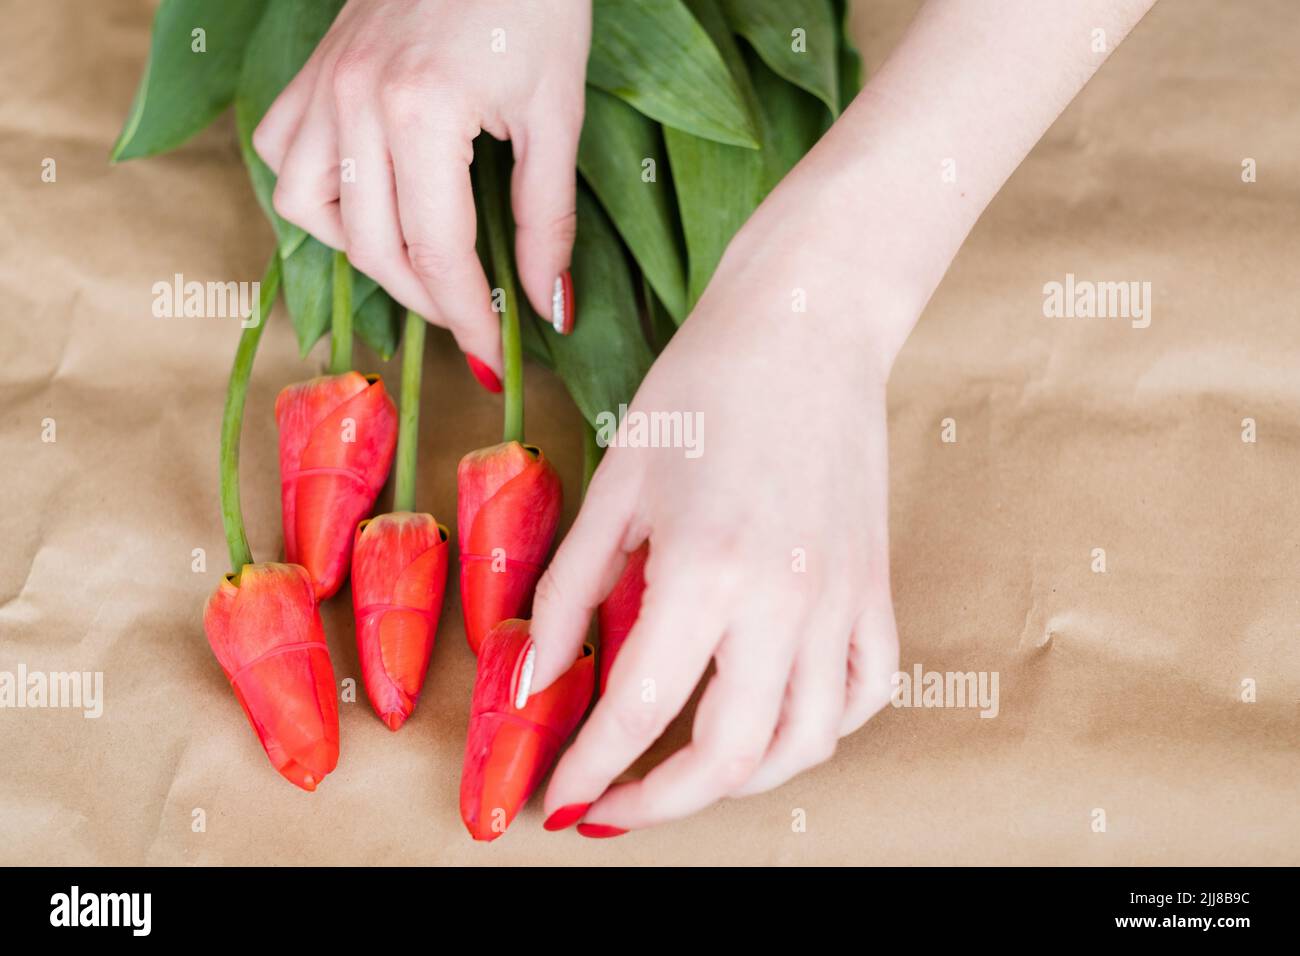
[541,562,728,821]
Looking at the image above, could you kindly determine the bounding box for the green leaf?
[355,287,402,362]
[830,0,864,111]
[578,87,688,322]
[664,0,765,306]
[280,237,334,356]
[234,0,344,257]
[546,188,654,427]
[280,236,388,359]
[719,0,839,118]
[642,272,677,354]
[588,0,759,149]
[750,49,832,190]
[518,300,554,368]
[668,2,830,305]
[112,0,271,162]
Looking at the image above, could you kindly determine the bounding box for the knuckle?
[330,48,374,102]
[532,567,566,613]
[612,701,666,741]
[714,748,764,790]
[344,242,382,279]
[378,77,422,125]
[406,239,458,281]
[271,182,304,225]
[804,730,838,766]
[251,120,274,161]
[520,208,576,249]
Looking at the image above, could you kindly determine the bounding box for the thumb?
[511,101,582,334]
[528,456,638,694]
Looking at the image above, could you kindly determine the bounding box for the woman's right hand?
[252,0,592,384]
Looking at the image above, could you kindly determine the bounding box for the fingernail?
[543,802,591,832]
[551,270,574,335]
[466,354,502,393]
[576,823,627,839]
[513,641,535,709]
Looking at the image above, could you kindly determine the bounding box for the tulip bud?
[460,620,594,841]
[456,442,562,654]
[351,512,450,730]
[276,372,397,600]
[597,543,648,694]
[203,563,340,791]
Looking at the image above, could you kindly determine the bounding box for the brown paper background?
[1,0,1297,865]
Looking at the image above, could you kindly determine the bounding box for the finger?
[541,559,730,819]
[529,455,640,693]
[577,623,794,831]
[838,600,899,737]
[510,102,582,331]
[271,78,344,248]
[730,624,850,797]
[385,90,500,374]
[251,44,327,173]
[335,98,441,321]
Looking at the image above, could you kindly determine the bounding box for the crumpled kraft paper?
[0,0,1296,865]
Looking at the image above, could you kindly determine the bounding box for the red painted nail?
[543,803,591,832]
[465,354,502,393]
[576,823,627,839]
[551,270,575,335]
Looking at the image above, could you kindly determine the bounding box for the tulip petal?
[203,563,340,790]
[457,443,562,654]
[277,373,397,599]
[352,512,449,727]
[460,620,594,841]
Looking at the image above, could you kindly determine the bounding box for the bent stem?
[220,254,282,574]
[478,140,524,444]
[393,309,425,513]
[328,250,352,374]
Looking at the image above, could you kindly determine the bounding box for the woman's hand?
[525,190,911,832]
[252,0,591,381]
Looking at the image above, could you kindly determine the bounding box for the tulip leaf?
[643,273,678,354]
[669,35,830,305]
[719,0,840,118]
[354,287,402,362]
[664,0,766,306]
[545,187,654,427]
[588,0,759,149]
[112,0,271,162]
[519,302,554,368]
[281,235,390,358]
[830,0,865,111]
[234,0,344,258]
[578,87,688,323]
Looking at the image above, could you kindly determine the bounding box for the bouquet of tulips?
[116,0,861,840]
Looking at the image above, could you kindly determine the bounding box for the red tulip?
[276,372,397,600]
[351,512,450,730]
[203,563,340,791]
[457,441,562,654]
[597,543,648,695]
[460,619,594,841]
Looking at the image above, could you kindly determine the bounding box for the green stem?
[582,420,603,496]
[479,141,524,444]
[328,250,352,374]
[393,310,425,513]
[220,254,282,573]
